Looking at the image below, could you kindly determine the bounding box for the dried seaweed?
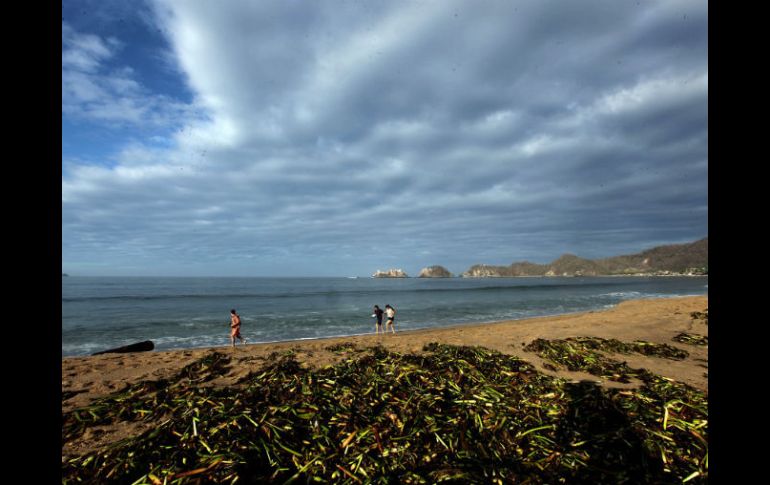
[690,309,708,325]
[672,333,708,346]
[63,343,707,484]
[325,342,360,353]
[522,337,688,384]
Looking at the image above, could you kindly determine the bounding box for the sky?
[62,0,708,277]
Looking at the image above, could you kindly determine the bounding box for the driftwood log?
[92,340,154,356]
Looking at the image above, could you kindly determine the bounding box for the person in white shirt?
[384,304,396,334]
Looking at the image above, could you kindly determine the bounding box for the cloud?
[62,21,202,128]
[63,0,708,276]
[62,22,117,72]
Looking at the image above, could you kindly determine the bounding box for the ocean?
[62,276,708,357]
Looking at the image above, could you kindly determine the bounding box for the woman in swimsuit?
[230,309,246,347]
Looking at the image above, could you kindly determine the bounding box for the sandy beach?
[63,295,708,480]
[63,295,708,414]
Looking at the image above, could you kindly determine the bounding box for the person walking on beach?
[373,305,384,334]
[229,309,246,347]
[384,304,396,334]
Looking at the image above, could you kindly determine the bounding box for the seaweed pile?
[690,309,708,325]
[523,338,707,480]
[523,337,688,383]
[63,343,707,484]
[673,333,708,346]
[63,352,234,446]
[325,342,361,353]
[556,337,689,359]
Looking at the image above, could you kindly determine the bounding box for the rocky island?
[372,269,408,278]
[418,265,453,278]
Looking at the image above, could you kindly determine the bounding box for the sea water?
[62,276,708,356]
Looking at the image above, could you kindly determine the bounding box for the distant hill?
[597,238,708,274]
[546,254,603,276]
[461,238,708,277]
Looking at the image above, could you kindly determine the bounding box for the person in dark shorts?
[373,305,384,334]
[384,304,396,334]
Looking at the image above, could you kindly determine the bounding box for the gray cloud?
[63,0,708,276]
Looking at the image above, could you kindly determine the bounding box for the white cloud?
[62,21,201,128]
[62,22,115,72]
[598,73,708,116]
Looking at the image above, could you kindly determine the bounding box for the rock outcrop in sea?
[418,266,453,278]
[372,269,408,278]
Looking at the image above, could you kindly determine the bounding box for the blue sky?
[62,0,708,277]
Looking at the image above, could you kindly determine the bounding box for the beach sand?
[63,295,708,415]
[62,295,708,462]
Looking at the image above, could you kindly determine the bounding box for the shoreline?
[63,292,708,358]
[63,295,708,413]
